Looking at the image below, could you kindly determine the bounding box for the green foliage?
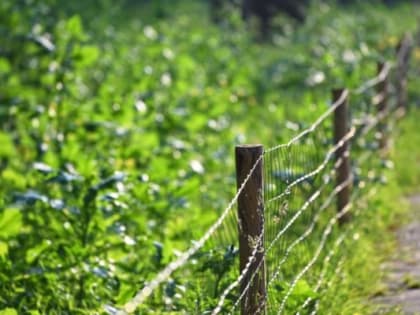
[0,309,18,315]
[0,0,419,313]
[0,208,22,238]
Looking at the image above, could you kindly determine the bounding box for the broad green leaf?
[0,132,15,158]
[0,308,18,315]
[0,208,22,238]
[116,283,136,304]
[26,241,50,264]
[1,169,26,189]
[65,15,84,39]
[75,45,100,67]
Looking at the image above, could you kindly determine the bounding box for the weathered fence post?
[235,145,266,315]
[376,62,389,154]
[396,34,413,117]
[396,38,407,116]
[332,89,351,224]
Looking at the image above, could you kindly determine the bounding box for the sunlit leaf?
[0,208,22,238]
[0,308,18,315]
[0,132,15,158]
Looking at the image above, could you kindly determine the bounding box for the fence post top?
[332,89,349,104]
[235,144,264,150]
[332,88,347,96]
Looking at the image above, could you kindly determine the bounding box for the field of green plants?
[1,0,420,314]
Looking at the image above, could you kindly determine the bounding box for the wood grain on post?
[333,89,351,224]
[376,62,389,154]
[235,145,266,315]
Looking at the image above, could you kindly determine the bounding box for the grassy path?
[375,194,420,314]
[372,107,420,314]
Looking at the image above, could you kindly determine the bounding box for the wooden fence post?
[376,62,389,154]
[396,38,407,116]
[332,89,351,225]
[235,145,266,315]
[396,34,413,117]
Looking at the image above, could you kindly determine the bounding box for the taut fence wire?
[104,31,415,315]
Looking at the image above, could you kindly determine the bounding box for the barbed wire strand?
[266,89,349,153]
[255,175,353,314]
[296,235,346,314]
[296,153,381,312]
[353,62,391,95]
[267,127,355,204]
[276,202,353,315]
[120,154,263,313]
[308,257,346,315]
[306,186,379,315]
[210,220,264,315]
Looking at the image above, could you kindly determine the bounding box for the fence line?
[240,135,381,314]
[108,31,414,315]
[237,169,352,315]
[119,93,353,315]
[225,161,345,315]
[227,126,360,314]
[273,146,383,314]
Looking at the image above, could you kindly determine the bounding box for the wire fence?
[104,32,414,315]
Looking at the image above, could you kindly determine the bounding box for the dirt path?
[375,195,420,314]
